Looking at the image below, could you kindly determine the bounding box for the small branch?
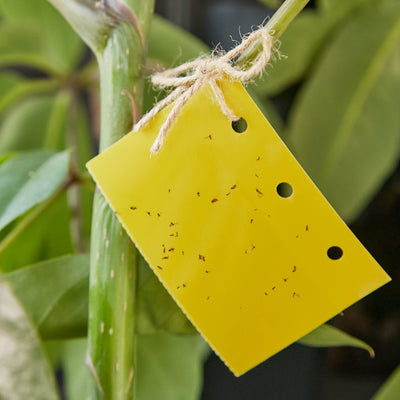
[238,0,310,66]
[266,0,310,39]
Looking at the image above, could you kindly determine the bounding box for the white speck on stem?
[124,302,127,312]
[121,253,125,261]
[116,363,120,372]
[110,269,115,278]
[126,48,130,55]
[100,322,104,333]
[103,228,107,239]
[96,252,100,260]
[106,240,110,248]
[109,328,113,335]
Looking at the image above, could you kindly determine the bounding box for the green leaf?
[258,0,282,9]
[0,277,59,400]
[0,78,58,120]
[135,333,208,400]
[288,5,400,221]
[253,11,327,96]
[136,256,196,335]
[0,71,23,99]
[0,190,73,273]
[0,0,84,73]
[254,0,383,96]
[319,0,374,14]
[299,324,374,357]
[0,96,57,152]
[5,254,89,340]
[5,253,194,339]
[0,150,70,231]
[247,87,284,134]
[145,16,209,113]
[148,15,208,68]
[62,335,208,400]
[372,365,400,400]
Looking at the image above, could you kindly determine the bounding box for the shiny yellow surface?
[87,80,390,376]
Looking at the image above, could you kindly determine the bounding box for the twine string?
[134,28,274,153]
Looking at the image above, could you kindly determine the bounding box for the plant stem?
[238,0,310,65]
[266,0,311,39]
[47,1,154,398]
[87,23,145,399]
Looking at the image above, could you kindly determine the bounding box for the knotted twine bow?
[134,28,274,153]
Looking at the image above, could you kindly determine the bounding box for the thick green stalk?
[48,1,154,399]
[88,21,148,399]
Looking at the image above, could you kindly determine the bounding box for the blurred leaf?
[0,21,50,69]
[0,71,23,99]
[0,277,59,400]
[258,0,282,9]
[288,5,400,221]
[5,254,89,340]
[254,0,380,96]
[145,16,209,113]
[0,0,84,73]
[247,87,284,134]
[254,11,326,96]
[148,15,208,68]
[63,339,89,400]
[45,91,72,150]
[135,333,208,400]
[0,96,56,152]
[299,324,374,357]
[4,253,195,338]
[136,256,196,335]
[372,364,400,400]
[0,150,70,231]
[319,0,374,14]
[63,335,208,400]
[0,192,73,273]
[71,100,94,245]
[0,78,58,119]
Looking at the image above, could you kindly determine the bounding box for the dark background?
[155,1,400,399]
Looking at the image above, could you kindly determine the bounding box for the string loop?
[134,28,274,153]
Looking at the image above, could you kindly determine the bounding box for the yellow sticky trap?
[87,80,390,376]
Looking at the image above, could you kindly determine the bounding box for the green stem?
[238,0,310,65]
[266,0,311,39]
[87,21,151,400]
[48,1,155,399]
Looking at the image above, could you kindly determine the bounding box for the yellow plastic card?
[87,79,390,376]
